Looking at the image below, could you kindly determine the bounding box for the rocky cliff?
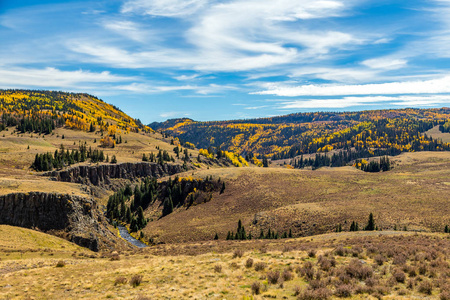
[0,192,127,251]
[45,162,186,186]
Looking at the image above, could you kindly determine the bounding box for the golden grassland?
[0,126,204,199]
[0,226,449,299]
[425,125,450,143]
[143,151,450,244]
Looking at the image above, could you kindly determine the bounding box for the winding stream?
[118,225,147,248]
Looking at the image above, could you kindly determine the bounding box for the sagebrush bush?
[308,249,317,258]
[334,284,353,298]
[335,246,346,256]
[393,270,406,283]
[214,264,222,273]
[294,285,301,296]
[298,287,331,300]
[55,260,65,268]
[418,280,433,295]
[345,259,373,280]
[251,281,261,295]
[267,270,280,284]
[441,290,450,300]
[130,275,143,287]
[374,254,386,266]
[282,269,294,281]
[233,249,244,258]
[114,277,127,285]
[254,261,267,271]
[245,258,253,268]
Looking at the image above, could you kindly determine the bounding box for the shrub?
[229,262,239,269]
[254,262,267,271]
[114,277,127,285]
[418,280,433,295]
[345,259,373,280]
[393,254,407,265]
[309,279,326,290]
[267,270,280,284]
[335,246,346,256]
[245,258,254,268]
[441,290,450,300]
[418,263,427,275]
[334,284,353,297]
[393,270,406,283]
[374,254,386,266]
[55,260,65,268]
[407,278,415,290]
[110,251,120,261]
[251,282,261,295]
[365,277,377,287]
[130,275,143,287]
[294,285,302,296]
[214,264,222,273]
[282,269,294,281]
[318,256,333,271]
[233,249,244,258]
[308,249,317,258]
[298,288,331,300]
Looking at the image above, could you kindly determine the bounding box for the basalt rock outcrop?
[45,162,186,186]
[0,192,127,251]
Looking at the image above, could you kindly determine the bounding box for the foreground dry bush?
[1,232,448,299]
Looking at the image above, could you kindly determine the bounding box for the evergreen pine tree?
[365,213,375,231]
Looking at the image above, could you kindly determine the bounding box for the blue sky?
[1,0,450,122]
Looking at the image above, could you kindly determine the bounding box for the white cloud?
[278,95,450,109]
[173,74,200,81]
[160,111,190,118]
[70,0,364,72]
[362,57,407,70]
[289,67,379,83]
[0,67,134,89]
[254,75,450,97]
[121,0,207,17]
[103,20,148,42]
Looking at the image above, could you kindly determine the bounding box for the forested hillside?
[0,90,150,134]
[151,108,450,160]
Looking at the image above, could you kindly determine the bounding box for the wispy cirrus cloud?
[0,67,135,89]
[277,95,450,109]
[121,0,207,17]
[70,0,363,72]
[254,75,450,97]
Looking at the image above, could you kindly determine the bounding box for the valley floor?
[1,226,449,299]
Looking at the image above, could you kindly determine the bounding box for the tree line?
[31,144,114,171]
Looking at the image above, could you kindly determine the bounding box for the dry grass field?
[425,125,450,143]
[143,151,450,243]
[1,226,449,299]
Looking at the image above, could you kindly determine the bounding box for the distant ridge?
[150,107,450,160]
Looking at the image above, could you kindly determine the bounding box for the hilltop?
[151,108,450,161]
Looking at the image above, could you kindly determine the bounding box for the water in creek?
[117,225,147,248]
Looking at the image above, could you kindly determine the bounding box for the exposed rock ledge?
[44,162,186,186]
[0,192,126,251]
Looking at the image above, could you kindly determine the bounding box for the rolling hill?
[151,108,450,161]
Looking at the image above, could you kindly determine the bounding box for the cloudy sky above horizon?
[1,0,450,122]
